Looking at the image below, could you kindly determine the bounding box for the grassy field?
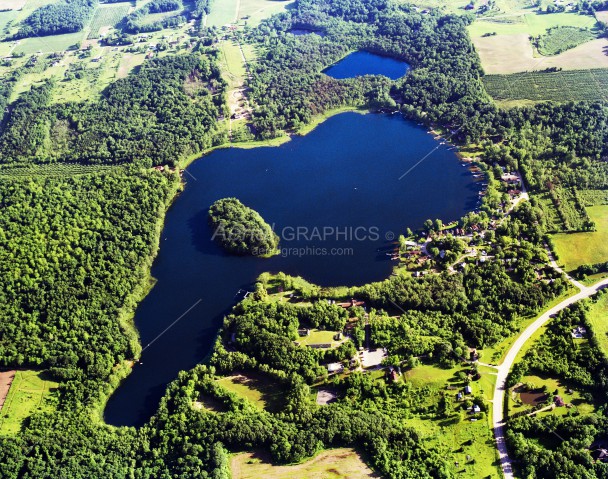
[207,0,294,27]
[552,205,608,272]
[469,12,598,37]
[0,370,58,436]
[219,39,248,85]
[88,3,131,39]
[216,372,284,411]
[207,0,238,26]
[297,329,339,347]
[12,31,86,54]
[406,363,496,402]
[470,10,608,74]
[0,10,17,36]
[235,0,295,26]
[587,293,608,359]
[231,448,379,479]
[484,68,608,102]
[401,0,535,15]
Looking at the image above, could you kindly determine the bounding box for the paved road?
[492,273,608,478]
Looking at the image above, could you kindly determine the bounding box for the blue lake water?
[104,112,481,427]
[323,51,410,80]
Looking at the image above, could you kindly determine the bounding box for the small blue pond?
[323,51,410,80]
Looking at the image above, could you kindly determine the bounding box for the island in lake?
[208,197,280,257]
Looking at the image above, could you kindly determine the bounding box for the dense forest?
[208,198,280,256]
[0,54,227,166]
[0,168,179,372]
[13,0,97,39]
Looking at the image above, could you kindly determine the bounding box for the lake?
[323,51,410,80]
[104,112,481,426]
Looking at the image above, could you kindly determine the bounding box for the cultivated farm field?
[473,33,608,74]
[483,68,608,102]
[536,26,598,56]
[88,3,131,39]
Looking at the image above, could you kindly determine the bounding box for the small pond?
[323,51,410,80]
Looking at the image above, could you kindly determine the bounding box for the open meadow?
[0,370,58,436]
[552,205,608,272]
[206,0,294,27]
[230,448,380,479]
[508,374,595,418]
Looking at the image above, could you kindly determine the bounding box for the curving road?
[492,272,608,478]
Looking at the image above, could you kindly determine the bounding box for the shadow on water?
[103,112,482,427]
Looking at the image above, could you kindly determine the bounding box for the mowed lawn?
[230,448,380,479]
[587,293,608,359]
[0,370,58,436]
[552,205,608,272]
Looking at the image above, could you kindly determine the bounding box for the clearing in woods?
[215,372,283,411]
[230,448,380,479]
[0,370,58,436]
[551,205,608,273]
